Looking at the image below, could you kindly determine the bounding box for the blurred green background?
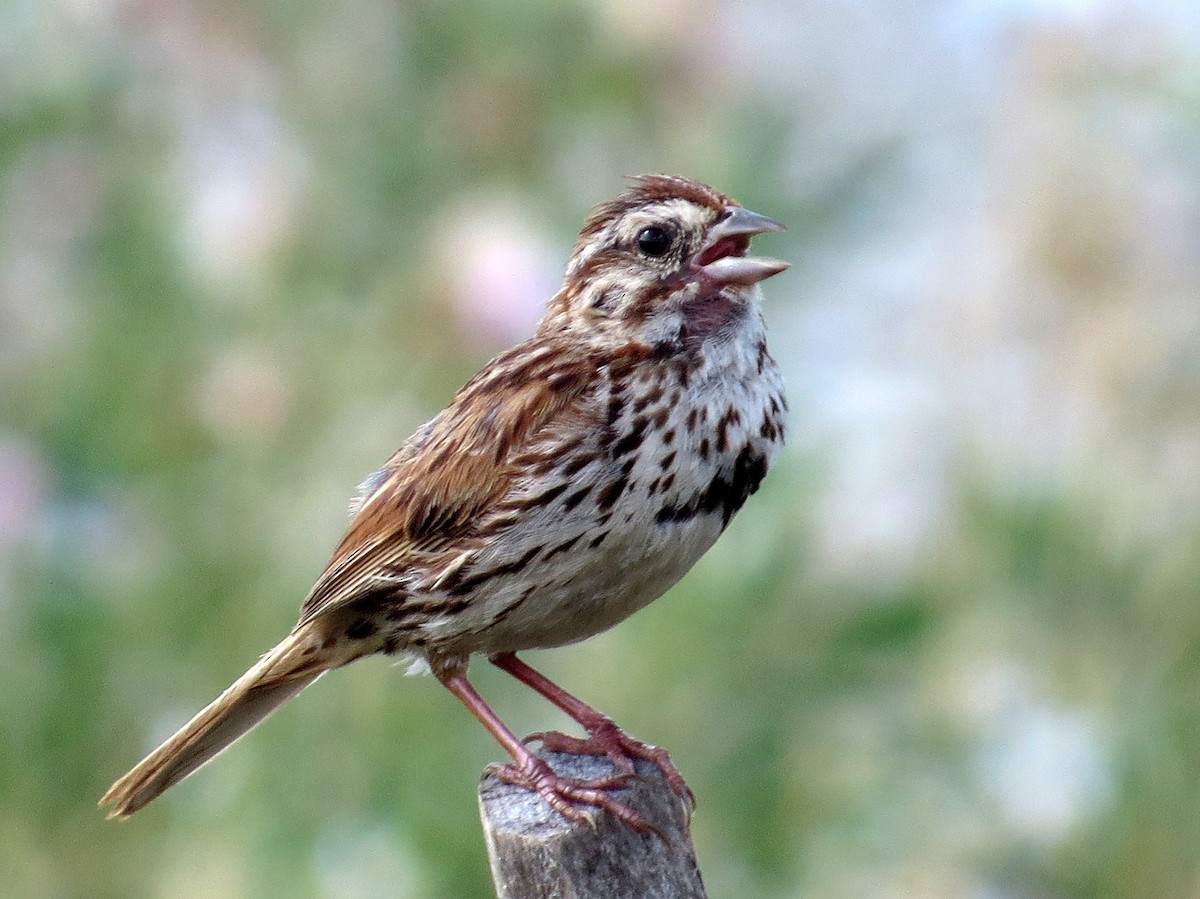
[4,1,1200,896]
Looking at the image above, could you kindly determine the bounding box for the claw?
[526,730,637,775]
[487,755,665,839]
[440,668,678,839]
[483,655,695,826]
[526,722,696,812]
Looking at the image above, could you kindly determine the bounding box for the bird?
[100,174,789,830]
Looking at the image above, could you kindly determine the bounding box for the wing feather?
[297,338,604,626]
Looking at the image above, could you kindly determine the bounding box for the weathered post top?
[478,750,707,899]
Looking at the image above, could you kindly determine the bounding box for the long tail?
[100,625,344,819]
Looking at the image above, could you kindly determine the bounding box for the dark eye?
[636,226,673,258]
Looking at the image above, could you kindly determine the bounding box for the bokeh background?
[4,1,1200,896]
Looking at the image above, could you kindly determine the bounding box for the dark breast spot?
[595,476,628,512]
[607,394,625,426]
[483,584,539,630]
[656,445,768,527]
[441,598,470,615]
[755,340,769,374]
[562,484,593,512]
[544,533,584,560]
[446,546,541,596]
[651,338,681,361]
[346,619,378,640]
[612,416,648,458]
[530,482,569,506]
[563,454,591,477]
[632,383,665,413]
[715,407,742,454]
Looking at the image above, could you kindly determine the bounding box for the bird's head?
[542,175,788,348]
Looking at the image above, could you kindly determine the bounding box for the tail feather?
[100,628,336,818]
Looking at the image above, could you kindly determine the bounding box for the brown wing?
[296,338,603,627]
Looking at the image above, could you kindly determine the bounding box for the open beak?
[696,205,789,287]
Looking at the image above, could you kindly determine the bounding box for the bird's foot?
[486,755,659,836]
[526,719,695,811]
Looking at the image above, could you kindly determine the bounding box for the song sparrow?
[101,174,788,830]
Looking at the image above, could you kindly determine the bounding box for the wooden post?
[478,750,707,899]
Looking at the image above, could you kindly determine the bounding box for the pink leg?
[435,668,655,833]
[489,652,695,808]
